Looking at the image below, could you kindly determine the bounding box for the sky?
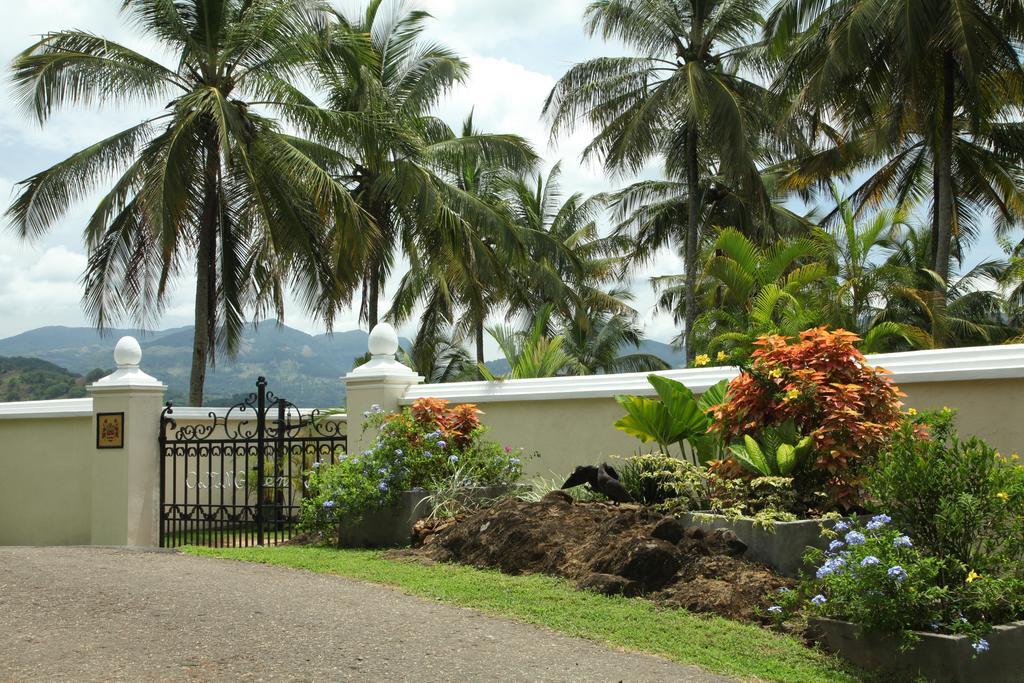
[0,1,1010,355]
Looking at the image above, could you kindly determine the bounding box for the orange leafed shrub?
[713,328,905,507]
[409,397,483,447]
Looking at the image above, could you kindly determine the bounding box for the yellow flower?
[906,407,918,416]
[785,388,800,401]
[717,351,729,362]
[996,492,1009,501]
[966,570,982,583]
[1012,453,1020,461]
[768,368,783,379]
[694,354,710,367]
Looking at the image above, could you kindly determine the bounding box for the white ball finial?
[368,323,399,357]
[113,336,143,367]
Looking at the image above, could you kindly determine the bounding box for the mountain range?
[0,323,685,407]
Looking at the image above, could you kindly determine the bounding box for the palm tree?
[479,307,584,380]
[880,225,1017,347]
[1003,252,1024,342]
[767,0,1024,292]
[813,188,932,351]
[313,2,535,329]
[399,325,474,383]
[561,305,671,373]
[689,227,829,355]
[388,113,537,366]
[544,0,778,359]
[6,0,369,405]
[502,163,631,331]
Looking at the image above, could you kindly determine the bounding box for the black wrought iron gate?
[159,377,347,548]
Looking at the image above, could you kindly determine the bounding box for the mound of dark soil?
[414,491,792,622]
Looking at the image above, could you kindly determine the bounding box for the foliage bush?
[617,453,711,507]
[771,517,1024,651]
[867,409,1024,580]
[300,399,530,539]
[615,453,801,524]
[701,473,804,523]
[713,328,905,509]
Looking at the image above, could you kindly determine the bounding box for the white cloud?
[27,245,87,281]
[420,0,585,53]
[0,245,89,333]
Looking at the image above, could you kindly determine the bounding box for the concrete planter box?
[337,486,516,548]
[677,512,869,577]
[811,617,1024,682]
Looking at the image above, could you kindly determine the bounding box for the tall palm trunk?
[189,124,220,406]
[934,53,955,287]
[930,155,940,268]
[366,258,380,329]
[683,122,701,364]
[932,52,956,344]
[475,315,485,365]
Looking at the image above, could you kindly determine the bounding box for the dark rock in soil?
[706,528,748,557]
[651,517,686,544]
[589,538,681,590]
[415,496,792,623]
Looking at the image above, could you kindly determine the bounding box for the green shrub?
[867,409,1024,579]
[703,474,802,524]
[617,453,710,507]
[300,400,530,539]
[771,516,1024,652]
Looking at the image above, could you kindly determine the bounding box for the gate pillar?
[343,323,423,454]
[87,336,166,547]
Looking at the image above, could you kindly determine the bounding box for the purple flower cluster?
[845,530,866,546]
[866,514,892,530]
[887,565,907,582]
[817,556,848,578]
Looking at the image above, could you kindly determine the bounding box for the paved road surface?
[0,547,733,682]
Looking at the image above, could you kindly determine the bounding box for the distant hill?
[0,357,108,402]
[0,323,395,408]
[0,324,684,407]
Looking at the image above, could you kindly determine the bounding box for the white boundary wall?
[395,345,1024,476]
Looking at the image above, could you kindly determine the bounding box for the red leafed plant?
[713,328,905,509]
[409,397,483,447]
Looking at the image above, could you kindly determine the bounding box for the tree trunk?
[188,123,221,407]
[366,259,380,329]
[475,315,485,365]
[933,52,956,343]
[683,122,701,364]
[930,153,940,268]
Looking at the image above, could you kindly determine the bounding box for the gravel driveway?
[0,547,732,682]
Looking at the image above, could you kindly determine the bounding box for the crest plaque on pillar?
[96,412,125,449]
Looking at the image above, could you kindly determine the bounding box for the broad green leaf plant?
[614,374,729,464]
[729,421,813,476]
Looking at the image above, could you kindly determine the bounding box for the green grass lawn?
[183,545,865,683]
